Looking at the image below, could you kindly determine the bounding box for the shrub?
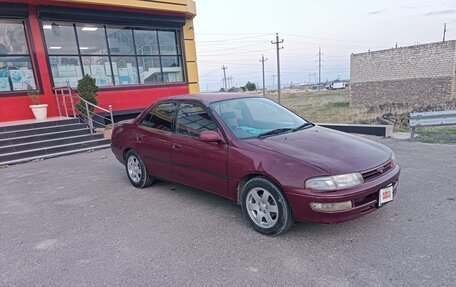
[245,81,256,91]
[76,75,98,114]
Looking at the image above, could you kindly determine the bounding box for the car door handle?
[172,144,182,149]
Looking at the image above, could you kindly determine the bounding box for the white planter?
[29,104,48,121]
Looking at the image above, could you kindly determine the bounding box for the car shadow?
[145,179,378,238]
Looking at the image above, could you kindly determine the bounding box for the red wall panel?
[97,85,189,112]
[0,2,190,122]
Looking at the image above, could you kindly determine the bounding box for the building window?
[0,19,36,92]
[43,21,83,87]
[42,21,184,88]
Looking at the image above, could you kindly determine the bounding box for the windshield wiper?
[292,122,314,132]
[258,128,293,138]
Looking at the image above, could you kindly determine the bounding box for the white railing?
[54,82,114,134]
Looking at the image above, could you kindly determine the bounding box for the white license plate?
[378,185,394,207]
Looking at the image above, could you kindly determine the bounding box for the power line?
[195,34,272,44]
[198,48,275,57]
[282,33,387,44]
[285,39,383,49]
[197,42,270,53]
[199,68,220,78]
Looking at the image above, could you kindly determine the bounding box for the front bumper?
[285,164,401,223]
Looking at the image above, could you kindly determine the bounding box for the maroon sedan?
[111,93,400,235]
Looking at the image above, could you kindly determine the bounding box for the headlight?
[305,173,364,191]
[391,152,397,166]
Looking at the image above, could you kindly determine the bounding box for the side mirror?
[199,130,222,143]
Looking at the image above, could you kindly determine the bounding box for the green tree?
[76,75,98,115]
[245,81,257,91]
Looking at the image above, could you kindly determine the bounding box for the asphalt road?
[1,137,455,286]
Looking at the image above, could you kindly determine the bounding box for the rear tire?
[240,176,294,235]
[125,149,154,188]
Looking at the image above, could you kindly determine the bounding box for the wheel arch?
[236,172,285,204]
[123,148,132,160]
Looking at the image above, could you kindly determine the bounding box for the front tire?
[125,150,154,188]
[240,177,294,235]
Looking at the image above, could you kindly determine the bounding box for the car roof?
[164,93,261,105]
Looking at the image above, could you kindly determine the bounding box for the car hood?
[245,126,392,175]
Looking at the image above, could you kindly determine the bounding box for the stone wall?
[350,41,456,107]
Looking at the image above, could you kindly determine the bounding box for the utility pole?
[271,33,284,103]
[317,47,322,91]
[443,23,447,42]
[221,65,228,91]
[259,54,268,96]
[227,76,234,89]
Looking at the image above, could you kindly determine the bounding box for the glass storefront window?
[0,20,36,91]
[43,21,78,55]
[48,56,82,88]
[42,21,184,88]
[107,27,135,55]
[0,20,29,55]
[158,31,178,55]
[138,56,162,84]
[111,56,139,85]
[161,56,183,83]
[0,56,35,91]
[76,24,108,55]
[134,30,159,55]
[82,56,112,86]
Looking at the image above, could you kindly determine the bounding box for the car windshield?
[209,97,310,139]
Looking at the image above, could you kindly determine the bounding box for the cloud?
[367,9,387,15]
[423,9,456,16]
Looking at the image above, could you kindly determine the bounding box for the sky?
[193,0,456,92]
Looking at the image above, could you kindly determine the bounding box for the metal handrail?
[54,81,115,134]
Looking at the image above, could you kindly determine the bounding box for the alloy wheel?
[127,156,142,183]
[245,187,279,228]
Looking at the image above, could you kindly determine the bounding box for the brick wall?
[350,41,456,106]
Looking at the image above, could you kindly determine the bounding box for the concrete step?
[0,128,91,147]
[0,134,105,154]
[0,138,111,164]
[0,118,79,133]
[0,123,87,140]
[0,144,111,166]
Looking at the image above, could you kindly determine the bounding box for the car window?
[210,97,306,139]
[141,102,176,131]
[176,102,217,137]
[244,99,295,123]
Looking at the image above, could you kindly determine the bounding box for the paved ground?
[1,137,455,286]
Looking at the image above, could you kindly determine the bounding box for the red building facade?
[0,0,199,122]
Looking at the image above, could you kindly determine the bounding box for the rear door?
[170,101,228,196]
[135,101,176,181]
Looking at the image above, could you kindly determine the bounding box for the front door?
[171,102,228,197]
[135,102,176,180]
